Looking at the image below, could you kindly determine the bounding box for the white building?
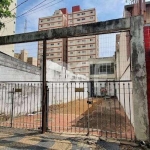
[0,0,17,57]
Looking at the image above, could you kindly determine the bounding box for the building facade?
[14,50,37,66]
[37,9,68,67]
[37,6,99,77]
[67,6,99,77]
[0,0,17,57]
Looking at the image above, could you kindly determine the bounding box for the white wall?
[0,60,88,117]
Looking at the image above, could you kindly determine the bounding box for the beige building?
[0,0,17,57]
[14,50,37,66]
[37,9,68,67]
[67,6,99,77]
[38,6,99,77]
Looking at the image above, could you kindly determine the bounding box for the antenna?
[24,19,27,33]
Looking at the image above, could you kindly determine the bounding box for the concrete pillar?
[131,16,149,141]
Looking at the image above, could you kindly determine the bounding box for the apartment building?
[37,9,68,67]
[67,6,99,77]
[14,50,37,66]
[0,0,17,57]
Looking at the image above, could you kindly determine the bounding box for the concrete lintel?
[131,16,149,141]
[0,17,132,45]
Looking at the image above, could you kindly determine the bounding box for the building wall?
[0,52,40,82]
[67,8,99,77]
[0,0,16,57]
[0,55,88,116]
[38,9,68,67]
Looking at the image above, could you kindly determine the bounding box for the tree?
[0,0,14,29]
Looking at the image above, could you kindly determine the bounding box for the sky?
[13,0,126,57]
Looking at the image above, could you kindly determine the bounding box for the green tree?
[0,0,14,29]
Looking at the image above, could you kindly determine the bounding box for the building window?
[41,25,43,27]
[82,39,86,42]
[58,59,60,61]
[58,17,61,19]
[47,19,50,21]
[90,63,114,75]
[90,17,93,19]
[90,39,93,41]
[82,12,85,15]
[77,19,80,21]
[51,23,54,25]
[77,40,80,43]
[90,44,93,47]
[82,18,85,20]
[78,51,80,53]
[77,46,81,48]
[50,54,54,56]
[48,24,50,26]
[90,11,93,13]
[41,20,43,22]
[77,57,81,59]
[82,62,86,64]
[90,50,93,52]
[70,47,72,49]
[51,18,54,20]
[51,49,53,51]
[70,52,73,54]
[58,43,60,45]
[82,51,85,53]
[58,48,60,50]
[51,43,54,45]
[77,14,80,16]
[82,45,85,48]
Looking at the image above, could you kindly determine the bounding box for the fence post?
[130,16,149,141]
[11,88,14,128]
[42,37,47,133]
[46,86,49,130]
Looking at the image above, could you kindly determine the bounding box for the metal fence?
[47,80,134,141]
[0,82,42,130]
[0,81,135,141]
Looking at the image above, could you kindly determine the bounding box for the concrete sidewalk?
[0,127,100,150]
[0,127,142,150]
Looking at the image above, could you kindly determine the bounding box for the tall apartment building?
[0,0,17,57]
[38,6,99,77]
[67,6,99,77]
[37,9,68,67]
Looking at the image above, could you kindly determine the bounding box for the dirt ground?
[48,97,134,140]
[0,97,134,141]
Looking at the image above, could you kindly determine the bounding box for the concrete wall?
[0,52,40,81]
[0,57,88,117]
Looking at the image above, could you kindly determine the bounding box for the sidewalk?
[0,127,142,150]
[0,127,99,150]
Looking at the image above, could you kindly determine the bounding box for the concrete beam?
[0,17,131,45]
[131,16,149,141]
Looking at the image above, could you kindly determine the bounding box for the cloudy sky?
[14,0,127,57]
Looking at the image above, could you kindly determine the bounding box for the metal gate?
[47,81,135,141]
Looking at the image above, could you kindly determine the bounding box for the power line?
[4,0,49,23]
[10,0,28,12]
[5,0,63,24]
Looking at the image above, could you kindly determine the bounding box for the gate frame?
[0,16,148,141]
